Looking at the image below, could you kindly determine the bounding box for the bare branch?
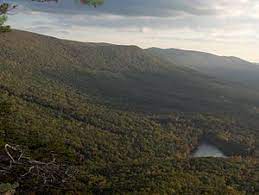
[1,144,77,190]
[5,144,17,163]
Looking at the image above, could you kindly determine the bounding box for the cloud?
[4,0,259,62]
[6,0,258,19]
[5,0,219,17]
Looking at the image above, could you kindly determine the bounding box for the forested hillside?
[1,30,259,113]
[147,48,259,91]
[0,30,258,194]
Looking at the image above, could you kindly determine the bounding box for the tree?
[0,99,15,146]
[0,3,16,32]
[0,0,104,32]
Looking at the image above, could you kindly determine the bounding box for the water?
[192,142,226,158]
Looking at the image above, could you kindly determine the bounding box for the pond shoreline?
[191,142,227,158]
[191,133,254,158]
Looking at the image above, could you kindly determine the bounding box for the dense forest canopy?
[0,29,258,194]
[0,0,258,194]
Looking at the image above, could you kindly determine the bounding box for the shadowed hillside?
[147,47,259,91]
[1,30,259,113]
[0,30,258,194]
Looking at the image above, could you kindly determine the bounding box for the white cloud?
[5,0,259,62]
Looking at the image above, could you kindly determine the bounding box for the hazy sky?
[3,0,259,62]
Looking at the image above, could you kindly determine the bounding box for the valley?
[0,30,258,194]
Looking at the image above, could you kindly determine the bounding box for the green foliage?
[0,3,12,32]
[0,15,10,33]
[0,183,19,194]
[0,15,6,26]
[148,47,259,92]
[0,30,258,193]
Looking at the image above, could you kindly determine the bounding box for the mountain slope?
[0,30,258,193]
[147,48,259,91]
[1,30,259,113]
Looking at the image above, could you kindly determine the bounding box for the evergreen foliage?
[0,30,258,194]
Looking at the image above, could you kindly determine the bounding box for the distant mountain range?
[147,48,259,91]
[0,30,259,113]
[0,30,258,193]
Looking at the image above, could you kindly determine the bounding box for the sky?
[3,0,259,62]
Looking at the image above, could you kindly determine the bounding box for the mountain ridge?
[0,29,258,193]
[148,47,253,64]
[147,47,259,91]
[1,30,259,113]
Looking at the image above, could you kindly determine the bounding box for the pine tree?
[0,3,13,32]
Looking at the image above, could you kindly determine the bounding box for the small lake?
[192,142,226,158]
